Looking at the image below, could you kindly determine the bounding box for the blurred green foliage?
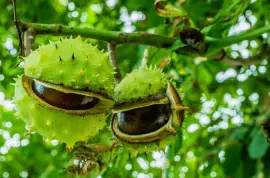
[0,0,270,178]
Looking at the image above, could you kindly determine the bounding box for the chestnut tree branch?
[18,22,270,65]
[213,47,270,66]
[207,25,270,49]
[20,22,175,48]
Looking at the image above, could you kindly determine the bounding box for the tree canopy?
[0,0,270,178]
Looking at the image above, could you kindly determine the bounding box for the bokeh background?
[1,0,270,177]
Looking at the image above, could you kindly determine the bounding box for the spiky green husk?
[13,76,107,146]
[115,67,167,103]
[120,134,176,154]
[23,37,114,98]
[66,141,114,176]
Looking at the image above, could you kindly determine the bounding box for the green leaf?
[154,0,187,18]
[248,128,269,159]
[228,126,249,141]
[173,130,183,154]
[202,0,250,37]
[166,130,183,162]
[243,155,257,178]
[169,40,186,51]
[0,136,4,147]
[196,64,212,85]
[221,142,242,177]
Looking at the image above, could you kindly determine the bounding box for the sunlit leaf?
[154,0,187,18]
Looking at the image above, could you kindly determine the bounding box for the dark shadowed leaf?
[221,141,242,177]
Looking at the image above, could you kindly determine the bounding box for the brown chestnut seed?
[32,80,98,110]
[111,82,188,143]
[22,75,114,115]
[117,104,171,135]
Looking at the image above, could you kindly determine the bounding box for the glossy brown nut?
[117,104,171,135]
[111,81,188,144]
[32,80,98,110]
[22,75,115,115]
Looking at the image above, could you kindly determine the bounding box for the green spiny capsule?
[13,37,115,146]
[112,67,187,153]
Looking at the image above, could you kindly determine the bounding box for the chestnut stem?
[12,0,24,57]
[23,28,36,56]
[140,47,149,68]
[107,42,122,83]
[12,0,36,57]
[162,145,171,178]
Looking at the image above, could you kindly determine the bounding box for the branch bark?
[213,47,270,66]
[206,25,270,56]
[207,25,270,48]
[18,22,270,65]
[20,22,175,48]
